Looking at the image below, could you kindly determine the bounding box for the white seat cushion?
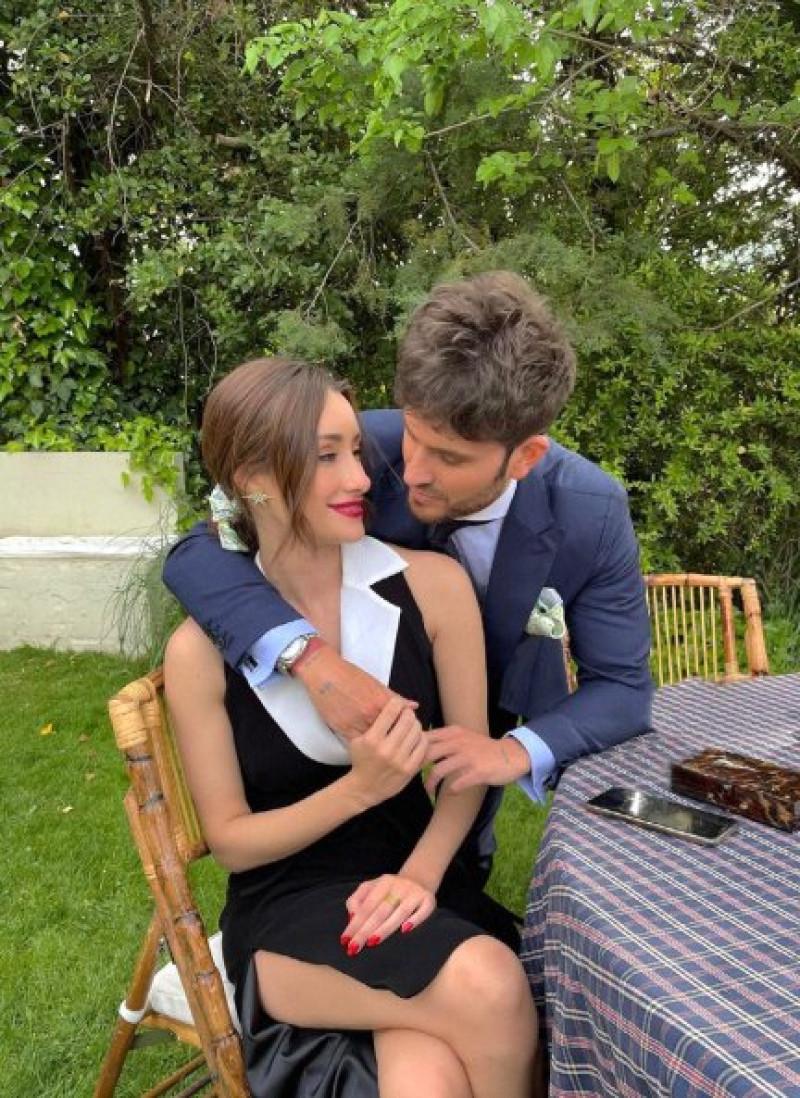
[148,931,240,1033]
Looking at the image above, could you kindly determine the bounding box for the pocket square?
[525,587,566,639]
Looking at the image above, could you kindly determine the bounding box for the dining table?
[521,672,800,1098]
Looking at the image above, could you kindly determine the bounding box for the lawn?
[0,646,545,1098]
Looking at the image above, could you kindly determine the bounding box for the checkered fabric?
[521,674,800,1098]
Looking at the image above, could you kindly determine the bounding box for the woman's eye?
[318,452,337,463]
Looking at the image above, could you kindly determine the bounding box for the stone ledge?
[0,535,176,559]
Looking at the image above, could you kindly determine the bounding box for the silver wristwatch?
[275,633,319,676]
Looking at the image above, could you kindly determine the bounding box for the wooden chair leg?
[93,913,163,1098]
[138,1057,211,1098]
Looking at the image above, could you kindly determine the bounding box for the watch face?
[277,634,313,673]
[284,638,306,660]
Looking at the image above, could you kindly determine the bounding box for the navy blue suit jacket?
[164,409,653,776]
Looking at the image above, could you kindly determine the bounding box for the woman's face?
[241,389,371,548]
[302,389,371,544]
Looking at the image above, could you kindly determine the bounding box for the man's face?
[401,411,521,522]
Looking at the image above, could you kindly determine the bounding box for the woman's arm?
[398,551,489,888]
[342,552,490,947]
[164,619,426,874]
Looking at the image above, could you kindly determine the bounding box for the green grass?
[0,646,542,1097]
[0,648,227,1098]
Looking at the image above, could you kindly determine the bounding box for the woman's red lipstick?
[330,502,365,519]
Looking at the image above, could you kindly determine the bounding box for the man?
[163,271,653,877]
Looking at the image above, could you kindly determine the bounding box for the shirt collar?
[460,479,517,523]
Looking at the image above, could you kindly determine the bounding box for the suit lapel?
[483,474,563,689]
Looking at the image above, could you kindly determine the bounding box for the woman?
[165,357,539,1098]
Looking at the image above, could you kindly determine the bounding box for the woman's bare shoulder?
[388,544,476,611]
[164,617,221,683]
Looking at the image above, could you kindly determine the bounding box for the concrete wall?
[0,452,179,536]
[0,453,183,654]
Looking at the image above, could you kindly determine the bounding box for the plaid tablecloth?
[521,673,800,1098]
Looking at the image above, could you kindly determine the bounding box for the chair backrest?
[107,670,248,1097]
[561,573,769,691]
[111,669,205,860]
[645,573,769,686]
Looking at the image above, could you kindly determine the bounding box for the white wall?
[0,453,183,654]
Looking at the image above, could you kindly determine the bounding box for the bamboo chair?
[562,573,769,691]
[94,669,249,1098]
[644,573,769,687]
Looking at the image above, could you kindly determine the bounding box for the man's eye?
[440,454,463,467]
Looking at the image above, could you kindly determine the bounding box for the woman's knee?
[437,936,534,1026]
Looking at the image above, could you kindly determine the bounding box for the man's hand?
[292,643,416,740]
[424,727,530,794]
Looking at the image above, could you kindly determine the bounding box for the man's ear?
[507,435,549,479]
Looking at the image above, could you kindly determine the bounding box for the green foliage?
[0,171,110,440]
[551,251,800,574]
[2,0,799,579]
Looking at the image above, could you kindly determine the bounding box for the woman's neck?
[255,535,343,629]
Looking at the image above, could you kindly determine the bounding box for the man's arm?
[425,492,653,795]
[523,492,654,772]
[163,522,301,668]
[162,521,407,734]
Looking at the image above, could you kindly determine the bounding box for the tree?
[2,0,798,573]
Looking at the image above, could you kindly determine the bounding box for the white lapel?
[252,538,407,765]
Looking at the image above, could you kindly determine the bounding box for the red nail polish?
[347,942,361,957]
[340,934,351,947]
[401,921,414,933]
[366,935,381,948]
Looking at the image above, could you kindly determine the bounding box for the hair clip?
[242,490,274,505]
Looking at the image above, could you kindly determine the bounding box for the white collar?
[460,479,517,523]
[252,538,408,765]
[340,535,408,589]
[256,536,406,595]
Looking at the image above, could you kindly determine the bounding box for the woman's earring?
[242,491,274,505]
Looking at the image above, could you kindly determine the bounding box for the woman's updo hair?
[201,356,353,551]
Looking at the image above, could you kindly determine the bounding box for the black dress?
[220,570,518,1097]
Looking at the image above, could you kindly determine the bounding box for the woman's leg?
[374,1029,472,1098]
[413,935,538,1098]
[254,934,539,1098]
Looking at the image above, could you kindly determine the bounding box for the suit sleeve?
[162,522,302,669]
[530,492,654,773]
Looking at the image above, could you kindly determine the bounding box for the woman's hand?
[341,873,436,954]
[346,696,427,807]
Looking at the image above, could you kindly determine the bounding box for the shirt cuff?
[505,726,556,804]
[238,619,314,689]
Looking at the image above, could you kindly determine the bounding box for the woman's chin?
[314,522,366,546]
[340,524,366,542]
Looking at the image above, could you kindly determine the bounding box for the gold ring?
[383,892,402,909]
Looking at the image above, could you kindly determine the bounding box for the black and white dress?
[219,538,518,1097]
